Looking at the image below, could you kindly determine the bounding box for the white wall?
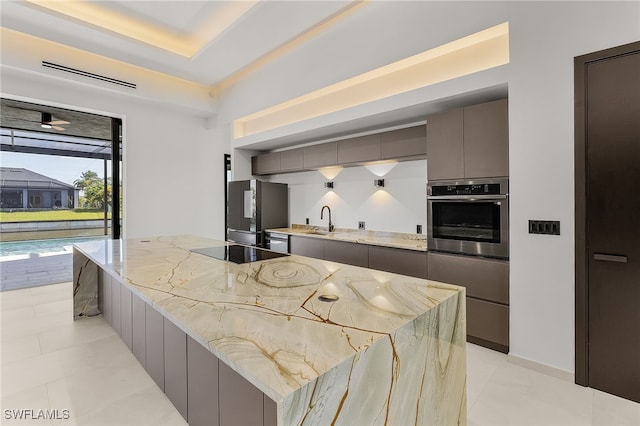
[1,46,227,240]
[267,160,427,233]
[216,2,640,374]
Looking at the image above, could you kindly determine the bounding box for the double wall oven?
[427,178,509,259]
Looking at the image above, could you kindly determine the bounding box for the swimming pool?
[0,235,108,257]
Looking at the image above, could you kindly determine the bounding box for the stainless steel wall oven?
[427,178,509,259]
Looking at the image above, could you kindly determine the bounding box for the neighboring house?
[0,167,78,210]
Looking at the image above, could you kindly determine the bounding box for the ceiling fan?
[39,112,69,131]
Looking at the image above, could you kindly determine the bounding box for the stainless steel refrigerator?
[227,180,288,247]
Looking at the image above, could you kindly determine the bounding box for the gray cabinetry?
[100,269,112,325]
[463,98,509,178]
[290,235,324,258]
[426,98,508,180]
[164,318,188,421]
[427,251,509,352]
[369,246,427,279]
[304,142,337,168]
[132,293,146,367]
[381,126,427,160]
[187,336,219,426]
[120,285,133,350]
[426,108,464,181]
[252,152,280,175]
[337,134,381,164]
[219,361,266,426]
[145,303,165,390]
[280,148,303,172]
[110,276,121,336]
[324,240,368,267]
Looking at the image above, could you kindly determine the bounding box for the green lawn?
[0,209,111,222]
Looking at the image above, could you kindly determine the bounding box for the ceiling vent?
[42,61,137,89]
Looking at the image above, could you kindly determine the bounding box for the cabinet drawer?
[467,297,509,349]
[427,252,508,304]
[369,246,427,279]
[289,235,324,259]
[324,240,368,267]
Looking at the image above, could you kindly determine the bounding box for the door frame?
[574,40,640,386]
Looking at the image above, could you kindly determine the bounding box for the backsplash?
[266,159,427,234]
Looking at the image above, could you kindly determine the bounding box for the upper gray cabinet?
[280,148,304,172]
[381,126,427,160]
[303,142,337,168]
[337,134,381,164]
[426,98,508,181]
[251,152,280,175]
[251,125,426,176]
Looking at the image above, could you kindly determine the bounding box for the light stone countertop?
[267,224,428,251]
[73,235,465,425]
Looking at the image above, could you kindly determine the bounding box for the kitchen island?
[73,235,466,425]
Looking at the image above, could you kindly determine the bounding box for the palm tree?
[73,170,100,190]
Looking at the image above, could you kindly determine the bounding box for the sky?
[0,151,111,185]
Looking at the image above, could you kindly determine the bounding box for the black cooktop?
[191,244,289,264]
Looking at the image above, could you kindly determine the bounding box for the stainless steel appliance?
[265,231,289,253]
[427,178,509,259]
[227,180,288,247]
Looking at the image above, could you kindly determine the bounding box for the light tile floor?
[1,282,639,426]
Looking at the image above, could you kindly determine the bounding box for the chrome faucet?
[321,205,334,232]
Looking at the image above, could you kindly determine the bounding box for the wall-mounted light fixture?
[324,181,334,189]
[374,179,385,188]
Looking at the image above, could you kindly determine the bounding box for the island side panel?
[283,289,467,425]
[72,248,100,319]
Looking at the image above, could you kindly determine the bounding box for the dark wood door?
[586,46,640,403]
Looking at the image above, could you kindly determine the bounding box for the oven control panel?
[430,182,503,196]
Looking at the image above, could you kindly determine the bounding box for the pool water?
[0,236,108,257]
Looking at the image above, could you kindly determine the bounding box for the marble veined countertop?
[74,235,465,425]
[268,224,428,251]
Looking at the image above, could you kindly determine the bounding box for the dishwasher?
[265,231,289,253]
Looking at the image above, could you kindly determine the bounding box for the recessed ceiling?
[0,0,362,87]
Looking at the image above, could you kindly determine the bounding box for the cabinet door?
[120,285,133,350]
[289,236,324,259]
[427,252,509,304]
[264,397,278,426]
[426,108,464,181]
[145,304,165,390]
[164,318,188,421]
[280,148,304,172]
[324,240,368,267]
[303,142,337,168]
[187,336,219,426]
[132,293,146,367]
[337,134,381,164]
[381,126,427,159]
[219,361,265,426]
[369,246,427,278]
[110,276,121,336]
[252,152,281,175]
[102,270,112,325]
[466,298,509,352]
[463,98,509,178]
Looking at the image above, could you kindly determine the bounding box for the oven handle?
[427,194,509,200]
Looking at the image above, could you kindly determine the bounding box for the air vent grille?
[42,61,136,89]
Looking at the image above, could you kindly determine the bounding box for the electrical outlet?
[416,224,422,234]
[358,221,365,230]
[528,220,560,235]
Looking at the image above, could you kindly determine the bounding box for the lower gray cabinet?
[120,285,133,350]
[164,318,188,421]
[290,235,324,258]
[132,294,146,367]
[427,251,509,353]
[324,240,368,267]
[145,303,165,390]
[219,361,266,426]
[264,397,278,426]
[110,277,121,336]
[369,246,427,278]
[101,270,112,325]
[187,336,219,426]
